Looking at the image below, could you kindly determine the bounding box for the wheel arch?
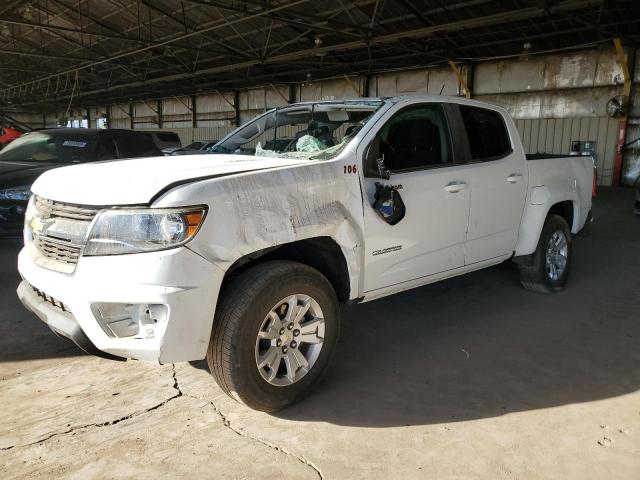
[547,200,575,232]
[515,193,578,257]
[220,236,353,304]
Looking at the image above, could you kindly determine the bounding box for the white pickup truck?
[17,96,593,411]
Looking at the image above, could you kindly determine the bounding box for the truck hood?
[31,154,308,205]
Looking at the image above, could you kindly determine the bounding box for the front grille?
[33,235,82,265]
[28,282,71,313]
[30,196,102,271]
[34,196,100,221]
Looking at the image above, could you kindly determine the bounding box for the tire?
[207,260,340,412]
[518,214,572,293]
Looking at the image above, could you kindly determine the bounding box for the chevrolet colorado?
[17,96,593,411]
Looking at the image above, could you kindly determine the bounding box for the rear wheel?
[207,260,340,412]
[518,214,572,293]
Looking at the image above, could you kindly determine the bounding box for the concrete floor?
[1,187,639,480]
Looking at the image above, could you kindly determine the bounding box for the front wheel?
[518,214,572,293]
[207,261,340,412]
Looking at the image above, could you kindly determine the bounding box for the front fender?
[154,160,365,299]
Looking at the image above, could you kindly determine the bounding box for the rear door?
[453,105,528,264]
[360,101,472,293]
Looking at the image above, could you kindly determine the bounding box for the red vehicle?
[0,127,22,148]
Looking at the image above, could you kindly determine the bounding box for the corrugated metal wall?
[132,101,158,129]
[238,85,289,124]
[138,127,234,146]
[371,66,462,96]
[109,103,130,129]
[196,92,236,127]
[161,97,191,129]
[514,117,619,185]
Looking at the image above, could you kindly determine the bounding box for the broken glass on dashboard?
[211,100,385,161]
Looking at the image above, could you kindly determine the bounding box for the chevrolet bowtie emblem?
[30,217,45,234]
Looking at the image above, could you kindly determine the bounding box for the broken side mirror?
[375,156,391,180]
[373,182,405,225]
[364,153,391,179]
[364,139,391,179]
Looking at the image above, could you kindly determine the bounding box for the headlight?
[84,207,206,256]
[0,186,31,201]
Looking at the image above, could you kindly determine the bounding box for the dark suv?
[0,128,161,236]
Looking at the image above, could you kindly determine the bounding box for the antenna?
[439,84,445,95]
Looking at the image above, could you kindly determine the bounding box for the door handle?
[444,181,468,193]
[507,173,523,183]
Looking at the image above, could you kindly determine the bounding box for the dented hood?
[31,154,308,205]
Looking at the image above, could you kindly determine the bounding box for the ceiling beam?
[0,0,310,97]
[139,0,256,60]
[181,0,367,38]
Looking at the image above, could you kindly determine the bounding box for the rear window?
[459,106,511,160]
[117,134,161,158]
[0,131,94,163]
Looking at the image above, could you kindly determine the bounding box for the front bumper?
[17,244,224,363]
[17,281,124,360]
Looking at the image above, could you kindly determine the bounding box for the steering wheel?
[282,138,297,152]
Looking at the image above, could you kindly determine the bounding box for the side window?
[95,137,118,160]
[366,103,452,174]
[117,135,161,158]
[459,106,511,161]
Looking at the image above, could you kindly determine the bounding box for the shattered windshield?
[210,100,385,160]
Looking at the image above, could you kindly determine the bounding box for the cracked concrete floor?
[2,187,640,480]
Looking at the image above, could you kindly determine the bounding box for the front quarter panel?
[154,158,366,300]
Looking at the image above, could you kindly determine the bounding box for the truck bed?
[525,153,594,234]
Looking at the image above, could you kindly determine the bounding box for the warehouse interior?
[2,0,640,185]
[2,2,640,479]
